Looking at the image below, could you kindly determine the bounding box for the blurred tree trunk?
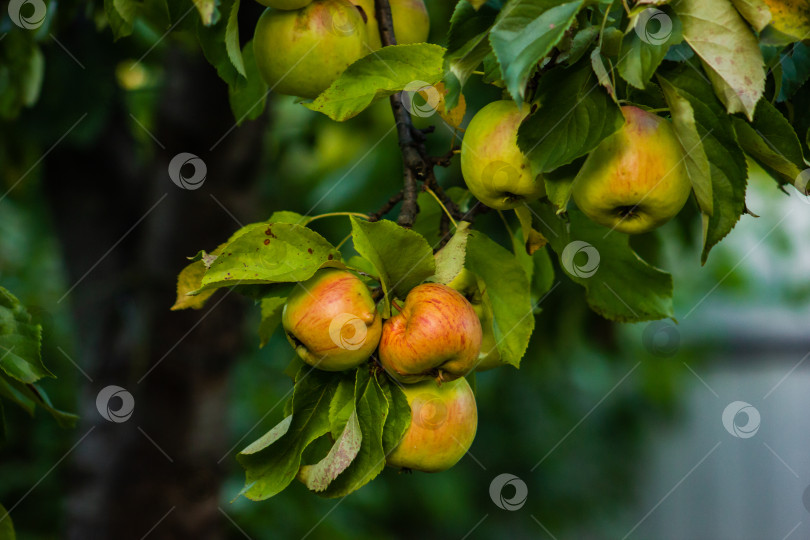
[44,47,266,539]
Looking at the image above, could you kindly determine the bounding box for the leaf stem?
[424,186,458,228]
[597,0,615,49]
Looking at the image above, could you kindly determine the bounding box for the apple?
[461,100,546,210]
[351,0,430,50]
[386,377,477,472]
[571,106,691,235]
[447,269,505,372]
[378,283,482,383]
[253,0,369,99]
[282,269,382,371]
[255,0,312,9]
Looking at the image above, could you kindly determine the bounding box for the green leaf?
[444,0,503,109]
[0,376,77,427]
[517,61,625,173]
[0,288,52,384]
[532,246,556,298]
[0,375,35,416]
[778,43,810,102]
[268,211,307,224]
[674,0,765,120]
[197,0,245,86]
[225,0,245,77]
[104,0,139,40]
[432,221,471,284]
[329,374,356,439]
[618,5,683,89]
[300,410,363,492]
[730,0,772,32]
[732,99,805,187]
[349,218,435,316]
[199,223,340,292]
[532,203,673,322]
[23,383,78,428]
[228,39,268,125]
[237,369,338,500]
[489,0,583,103]
[658,76,713,216]
[378,374,411,454]
[659,64,748,263]
[318,370,388,498]
[0,502,14,540]
[464,231,534,367]
[305,44,445,122]
[257,284,295,348]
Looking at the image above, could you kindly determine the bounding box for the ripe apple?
[351,0,430,50]
[571,106,691,235]
[282,269,382,371]
[447,269,504,372]
[378,283,482,383]
[255,0,311,9]
[253,0,369,99]
[461,100,546,210]
[387,377,477,472]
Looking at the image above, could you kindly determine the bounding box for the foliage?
[1,0,809,520]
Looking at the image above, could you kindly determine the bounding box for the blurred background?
[1,1,809,539]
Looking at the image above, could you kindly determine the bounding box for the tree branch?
[375,0,424,228]
[368,191,404,222]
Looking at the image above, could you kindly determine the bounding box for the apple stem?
[391,299,404,314]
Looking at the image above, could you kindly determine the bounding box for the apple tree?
[1,0,809,525]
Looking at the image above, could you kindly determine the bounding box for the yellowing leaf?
[193,0,218,26]
[171,260,216,310]
[675,0,765,120]
[420,82,467,129]
[731,0,772,32]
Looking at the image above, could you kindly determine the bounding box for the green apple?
[571,106,691,234]
[447,269,505,372]
[255,0,312,9]
[386,377,477,472]
[253,0,369,99]
[378,283,482,383]
[282,269,382,371]
[461,100,545,210]
[351,0,430,50]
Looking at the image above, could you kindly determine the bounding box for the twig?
[368,191,404,222]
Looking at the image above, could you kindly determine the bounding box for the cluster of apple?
[461,101,692,235]
[253,0,430,99]
[281,267,495,472]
